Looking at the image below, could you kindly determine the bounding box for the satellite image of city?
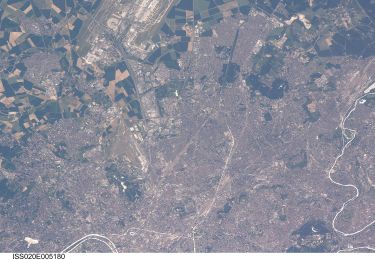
[2,0,375,254]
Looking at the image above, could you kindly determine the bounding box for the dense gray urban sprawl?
[1,0,375,253]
